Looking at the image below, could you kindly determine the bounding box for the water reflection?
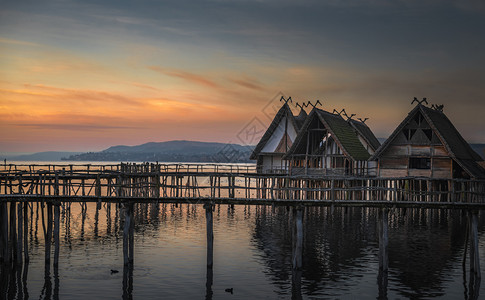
[0,201,484,299]
[122,263,133,300]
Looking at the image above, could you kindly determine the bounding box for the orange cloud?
[228,76,265,91]
[0,37,39,47]
[148,66,219,89]
[1,84,142,106]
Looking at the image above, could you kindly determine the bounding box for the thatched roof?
[285,108,373,161]
[249,103,304,160]
[294,107,308,129]
[349,119,381,152]
[370,104,485,179]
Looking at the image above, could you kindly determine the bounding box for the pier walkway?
[0,163,484,209]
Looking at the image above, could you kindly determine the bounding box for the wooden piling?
[129,203,134,265]
[53,203,60,266]
[17,202,23,264]
[45,202,53,265]
[292,207,303,270]
[122,203,134,266]
[23,202,29,264]
[469,210,481,279]
[10,201,17,262]
[378,208,389,272]
[0,202,8,263]
[204,203,214,268]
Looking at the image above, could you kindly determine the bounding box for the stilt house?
[284,108,380,176]
[250,103,307,173]
[370,103,485,179]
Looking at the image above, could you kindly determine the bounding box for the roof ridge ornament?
[333,108,346,116]
[431,104,444,112]
[357,117,369,124]
[280,96,293,104]
[411,97,428,106]
[305,100,322,109]
[342,110,356,122]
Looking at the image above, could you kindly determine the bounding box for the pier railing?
[1,162,257,175]
[1,164,484,207]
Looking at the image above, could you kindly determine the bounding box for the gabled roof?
[370,104,485,179]
[285,108,371,161]
[421,105,482,161]
[349,119,381,152]
[294,108,308,129]
[250,103,302,160]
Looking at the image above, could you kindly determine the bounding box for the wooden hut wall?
[377,110,454,179]
[261,154,285,173]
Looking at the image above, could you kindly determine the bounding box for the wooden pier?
[0,163,484,208]
[1,162,484,299]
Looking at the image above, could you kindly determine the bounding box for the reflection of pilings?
[291,269,302,300]
[22,257,29,299]
[292,207,303,270]
[205,267,213,300]
[0,203,8,263]
[17,202,23,265]
[23,202,29,264]
[468,210,481,279]
[9,202,17,263]
[54,203,60,266]
[122,263,134,300]
[80,202,87,240]
[94,201,100,238]
[377,269,388,300]
[106,203,112,236]
[122,203,134,266]
[41,263,52,300]
[54,264,60,300]
[45,203,53,266]
[378,208,389,272]
[204,203,214,268]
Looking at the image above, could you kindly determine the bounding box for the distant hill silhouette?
[7,151,82,161]
[62,140,254,163]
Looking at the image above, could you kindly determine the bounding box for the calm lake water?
[2,202,485,299]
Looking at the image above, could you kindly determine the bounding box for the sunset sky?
[1,0,485,153]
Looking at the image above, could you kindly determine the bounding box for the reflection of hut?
[370,104,485,179]
[250,103,307,173]
[284,108,380,176]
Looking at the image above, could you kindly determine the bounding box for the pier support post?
[378,208,389,272]
[123,202,134,266]
[469,210,481,279]
[0,202,8,263]
[204,203,214,269]
[292,207,304,270]
[23,202,29,264]
[45,202,53,266]
[53,203,60,266]
[377,208,389,299]
[17,202,23,265]
[10,202,17,262]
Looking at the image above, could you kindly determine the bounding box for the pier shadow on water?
[0,200,484,299]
